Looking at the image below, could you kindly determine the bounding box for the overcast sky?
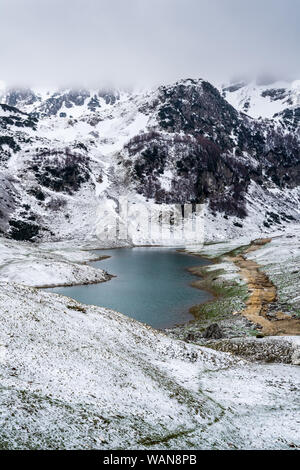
[0,0,299,88]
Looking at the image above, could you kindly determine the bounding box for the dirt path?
[231,239,300,336]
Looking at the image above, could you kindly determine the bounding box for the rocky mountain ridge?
[0,78,299,243]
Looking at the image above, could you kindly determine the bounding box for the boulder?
[203,323,223,340]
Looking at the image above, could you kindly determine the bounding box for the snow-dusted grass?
[0,281,299,450]
[186,262,249,335]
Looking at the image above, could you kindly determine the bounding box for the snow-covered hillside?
[0,279,299,449]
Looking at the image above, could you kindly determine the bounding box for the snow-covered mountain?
[221,77,300,132]
[0,78,299,243]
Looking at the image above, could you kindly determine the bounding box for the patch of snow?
[0,237,110,287]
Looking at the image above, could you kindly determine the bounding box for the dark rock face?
[0,104,38,130]
[38,89,90,116]
[275,107,300,135]
[35,88,120,116]
[261,88,289,101]
[203,323,223,340]
[8,219,40,242]
[28,187,46,201]
[0,136,21,160]
[0,146,92,242]
[0,174,19,234]
[98,89,120,105]
[87,95,101,111]
[125,132,248,216]
[4,88,38,108]
[154,80,240,149]
[28,149,91,194]
[124,80,300,217]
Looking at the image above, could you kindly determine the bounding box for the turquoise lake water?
[49,247,212,329]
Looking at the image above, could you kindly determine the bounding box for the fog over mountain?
[0,0,299,88]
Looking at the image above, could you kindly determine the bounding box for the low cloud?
[0,0,299,88]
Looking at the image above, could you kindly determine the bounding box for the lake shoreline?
[168,237,300,345]
[85,246,216,331]
[41,239,299,337]
[47,246,212,329]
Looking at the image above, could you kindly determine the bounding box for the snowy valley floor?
[0,227,299,449]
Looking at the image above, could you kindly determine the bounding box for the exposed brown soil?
[231,238,300,336]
